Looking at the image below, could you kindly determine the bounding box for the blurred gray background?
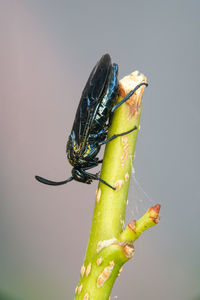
[0,1,200,299]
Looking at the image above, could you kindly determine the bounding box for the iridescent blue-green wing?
[71,54,112,146]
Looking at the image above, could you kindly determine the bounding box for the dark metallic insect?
[35,54,147,190]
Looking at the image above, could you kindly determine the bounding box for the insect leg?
[35,175,74,186]
[80,160,103,173]
[81,162,99,171]
[98,126,137,146]
[111,82,148,113]
[83,171,116,190]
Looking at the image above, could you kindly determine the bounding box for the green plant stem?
[74,74,160,300]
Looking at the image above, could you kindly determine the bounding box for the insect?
[35,54,147,190]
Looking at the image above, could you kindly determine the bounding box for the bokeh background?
[0,1,200,299]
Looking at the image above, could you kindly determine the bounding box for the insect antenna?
[35,175,74,186]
